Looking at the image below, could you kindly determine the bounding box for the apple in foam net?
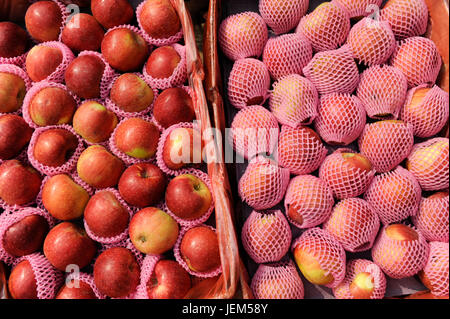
[153,87,195,129]
[91,0,134,29]
[145,46,181,79]
[64,55,106,99]
[110,73,154,113]
[147,259,191,299]
[349,272,375,299]
[8,260,38,299]
[2,214,49,257]
[0,160,42,206]
[56,280,97,299]
[129,207,179,255]
[139,0,181,39]
[32,128,79,167]
[25,45,63,82]
[180,226,221,273]
[165,174,212,221]
[77,145,125,188]
[0,114,33,160]
[293,245,334,286]
[118,163,166,208]
[72,101,118,144]
[61,13,105,52]
[0,71,27,113]
[84,190,130,238]
[0,21,29,58]
[41,174,90,221]
[43,222,97,271]
[25,1,63,43]
[28,87,77,127]
[162,127,203,170]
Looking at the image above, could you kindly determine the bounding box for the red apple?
[0,71,27,113]
[147,259,191,299]
[2,214,49,257]
[0,0,30,23]
[28,87,77,126]
[0,21,28,58]
[91,0,134,29]
[139,0,181,39]
[153,87,195,129]
[8,260,37,299]
[101,27,149,72]
[162,127,203,170]
[0,114,33,160]
[113,118,160,159]
[41,174,90,221]
[61,13,105,52]
[56,280,97,299]
[25,1,63,43]
[84,190,130,238]
[0,160,42,206]
[72,101,118,144]
[110,73,154,113]
[129,207,179,255]
[77,145,124,188]
[118,163,166,208]
[25,45,63,82]
[180,226,221,273]
[33,128,78,167]
[93,247,140,298]
[64,55,106,99]
[349,272,375,299]
[145,46,181,79]
[165,174,212,221]
[43,222,97,271]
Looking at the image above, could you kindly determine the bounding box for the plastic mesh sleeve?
[412,193,449,243]
[421,241,449,297]
[259,0,309,35]
[332,0,383,18]
[134,254,161,299]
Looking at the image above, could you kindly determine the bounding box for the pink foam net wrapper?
[227,58,271,109]
[63,272,106,299]
[315,93,366,145]
[134,254,162,299]
[218,11,268,61]
[173,224,222,278]
[319,149,375,200]
[0,207,55,266]
[332,0,383,18]
[251,260,304,299]
[333,259,387,299]
[259,0,308,35]
[163,168,214,228]
[296,1,350,52]
[323,198,380,253]
[406,137,449,191]
[108,115,161,166]
[84,188,133,245]
[142,43,187,90]
[412,193,449,243]
[277,125,328,175]
[228,105,279,160]
[291,227,346,289]
[238,156,290,211]
[358,120,414,173]
[0,51,27,67]
[241,210,292,264]
[21,80,81,129]
[269,74,318,128]
[0,64,32,116]
[27,124,84,176]
[364,166,421,225]
[371,224,429,279]
[24,41,75,83]
[14,252,63,299]
[390,36,442,88]
[105,73,159,119]
[284,174,334,229]
[156,122,203,176]
[136,1,183,47]
[400,85,450,138]
[76,51,118,100]
[262,33,313,80]
[356,65,408,120]
[303,45,359,96]
[421,241,449,296]
[380,0,428,40]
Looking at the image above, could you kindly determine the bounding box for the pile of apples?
[220,0,449,299]
[0,0,221,299]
